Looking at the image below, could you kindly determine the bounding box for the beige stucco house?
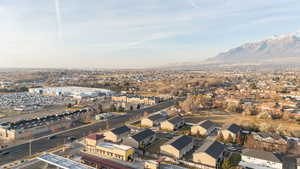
[191,120,217,136]
[160,135,193,159]
[160,116,184,131]
[141,113,166,127]
[193,141,225,169]
[104,125,131,143]
[220,123,241,141]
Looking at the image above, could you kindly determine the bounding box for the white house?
[239,149,283,169]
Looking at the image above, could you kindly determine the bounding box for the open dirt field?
[184,110,300,137]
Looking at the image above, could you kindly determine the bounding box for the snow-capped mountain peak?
[207,29,300,64]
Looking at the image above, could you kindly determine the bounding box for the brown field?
[184,111,300,137]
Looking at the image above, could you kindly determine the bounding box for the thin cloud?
[54,0,63,42]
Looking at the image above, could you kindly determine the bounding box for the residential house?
[123,129,156,149]
[160,135,193,159]
[220,123,241,141]
[104,125,131,143]
[239,149,283,169]
[160,116,184,131]
[191,120,218,136]
[193,140,226,169]
[141,113,166,127]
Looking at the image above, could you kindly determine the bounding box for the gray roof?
[167,116,183,125]
[147,114,164,121]
[198,120,217,130]
[242,149,282,163]
[111,125,131,135]
[226,124,241,134]
[195,141,225,159]
[165,135,193,150]
[131,129,155,142]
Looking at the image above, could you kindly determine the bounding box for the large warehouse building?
[29,86,114,99]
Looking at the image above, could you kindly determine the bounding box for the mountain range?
[206,30,300,64]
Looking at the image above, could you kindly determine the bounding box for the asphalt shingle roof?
[148,114,164,121]
[226,124,241,134]
[166,135,193,150]
[167,116,183,125]
[198,120,216,130]
[131,129,155,142]
[195,141,225,159]
[111,125,131,135]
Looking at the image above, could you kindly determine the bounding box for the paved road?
[0,98,183,166]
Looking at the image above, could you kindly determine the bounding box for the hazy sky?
[1,0,300,68]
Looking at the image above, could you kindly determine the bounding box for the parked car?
[67,136,76,142]
[47,135,56,140]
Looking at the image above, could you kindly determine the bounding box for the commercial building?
[160,116,184,131]
[123,129,156,149]
[29,86,113,99]
[141,113,166,127]
[81,154,133,169]
[0,109,88,141]
[104,126,131,143]
[111,94,161,105]
[85,142,134,161]
[191,120,218,136]
[160,135,193,159]
[85,134,104,146]
[239,149,283,169]
[193,141,225,169]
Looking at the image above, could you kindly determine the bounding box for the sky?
[0,0,300,68]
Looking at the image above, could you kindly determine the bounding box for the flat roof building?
[85,142,134,161]
[29,86,114,99]
[239,149,283,169]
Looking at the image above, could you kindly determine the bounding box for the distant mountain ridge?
[207,30,300,64]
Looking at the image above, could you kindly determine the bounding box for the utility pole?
[63,138,66,152]
[106,120,109,129]
[29,139,32,157]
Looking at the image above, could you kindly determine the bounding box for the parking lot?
[0,93,72,109]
